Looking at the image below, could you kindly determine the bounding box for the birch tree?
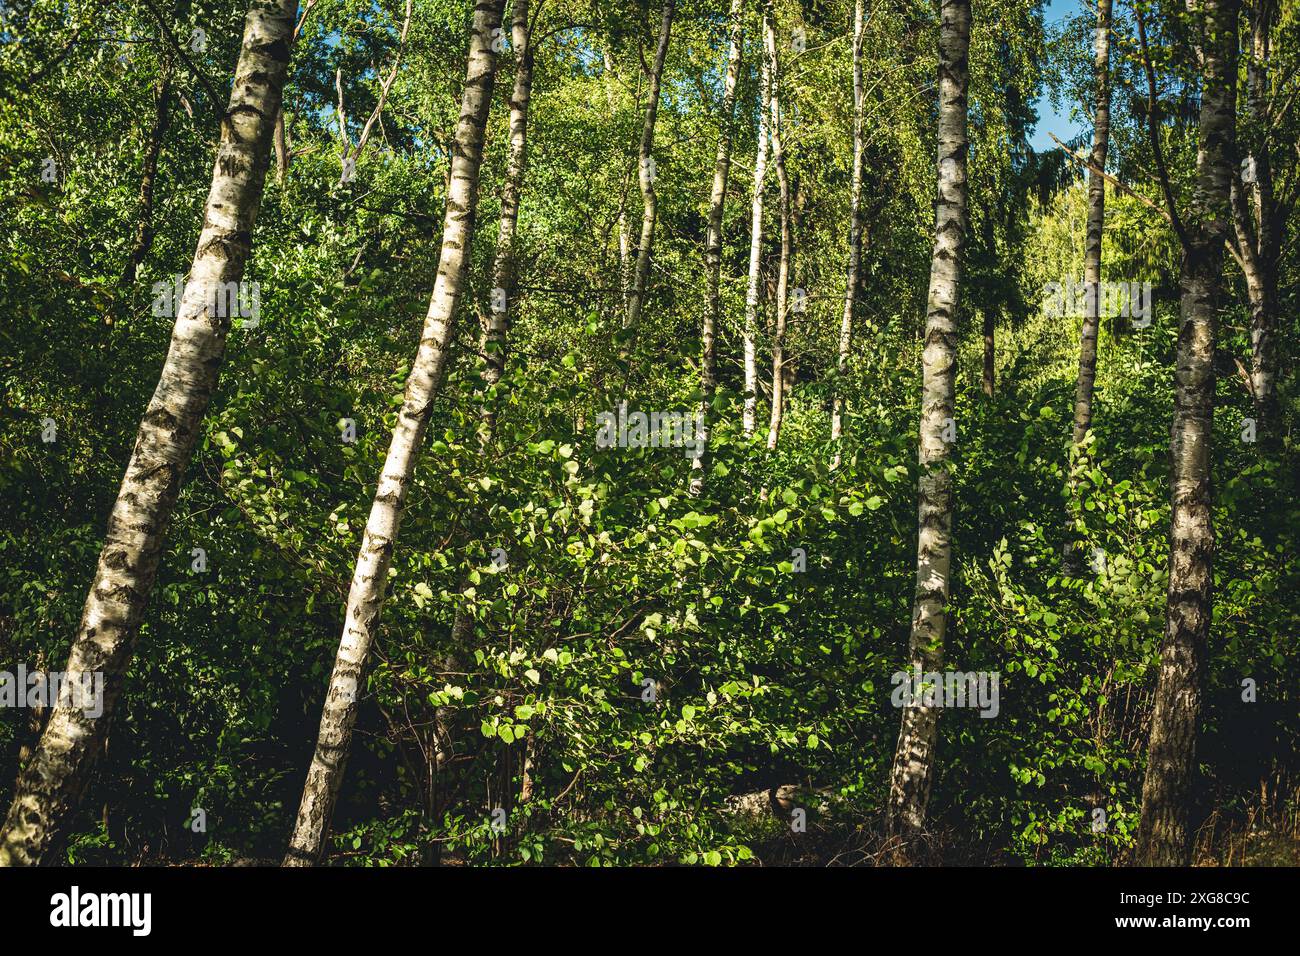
[0,0,299,868]
[691,0,744,495]
[444,0,538,825]
[603,47,634,306]
[623,0,675,332]
[1070,0,1112,459]
[764,10,792,452]
[481,0,535,441]
[830,0,867,469]
[742,37,773,437]
[886,0,971,847]
[284,0,506,866]
[1231,0,1283,434]
[1134,0,1238,867]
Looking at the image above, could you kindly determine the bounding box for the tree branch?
[1134,6,1191,249]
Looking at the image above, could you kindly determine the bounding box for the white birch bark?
[886,0,971,846]
[0,0,299,868]
[603,48,633,307]
[764,12,791,452]
[1135,0,1237,867]
[830,0,867,469]
[690,0,744,496]
[1237,1,1279,429]
[481,0,534,439]
[444,0,537,791]
[742,43,772,437]
[284,0,506,866]
[623,0,676,331]
[1070,0,1112,455]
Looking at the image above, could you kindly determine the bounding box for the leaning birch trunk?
[623,0,675,332]
[885,0,971,848]
[0,0,298,868]
[690,0,743,496]
[284,0,505,866]
[764,13,791,452]
[830,0,867,469]
[1070,0,1112,458]
[1134,0,1237,867]
[742,45,772,437]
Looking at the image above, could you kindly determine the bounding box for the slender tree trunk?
[273,108,289,181]
[981,308,995,396]
[603,48,633,307]
[764,14,791,452]
[623,0,675,332]
[742,44,772,438]
[886,0,971,848]
[518,734,536,804]
[121,62,174,289]
[1064,0,1112,576]
[1134,0,1237,868]
[0,0,298,868]
[284,0,505,866]
[690,0,743,496]
[1230,174,1277,435]
[1241,0,1279,431]
[447,0,537,807]
[1070,0,1112,454]
[271,0,314,182]
[830,0,867,469]
[481,0,534,441]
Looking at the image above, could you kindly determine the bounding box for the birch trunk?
[446,0,537,799]
[742,45,772,437]
[604,49,633,307]
[0,0,298,868]
[690,0,743,496]
[623,0,675,332]
[886,0,971,846]
[284,0,505,866]
[1134,0,1236,868]
[481,0,534,440]
[764,13,791,452]
[1239,0,1279,431]
[1070,0,1112,453]
[830,0,867,469]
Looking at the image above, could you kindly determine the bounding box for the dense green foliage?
[1,0,1296,866]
